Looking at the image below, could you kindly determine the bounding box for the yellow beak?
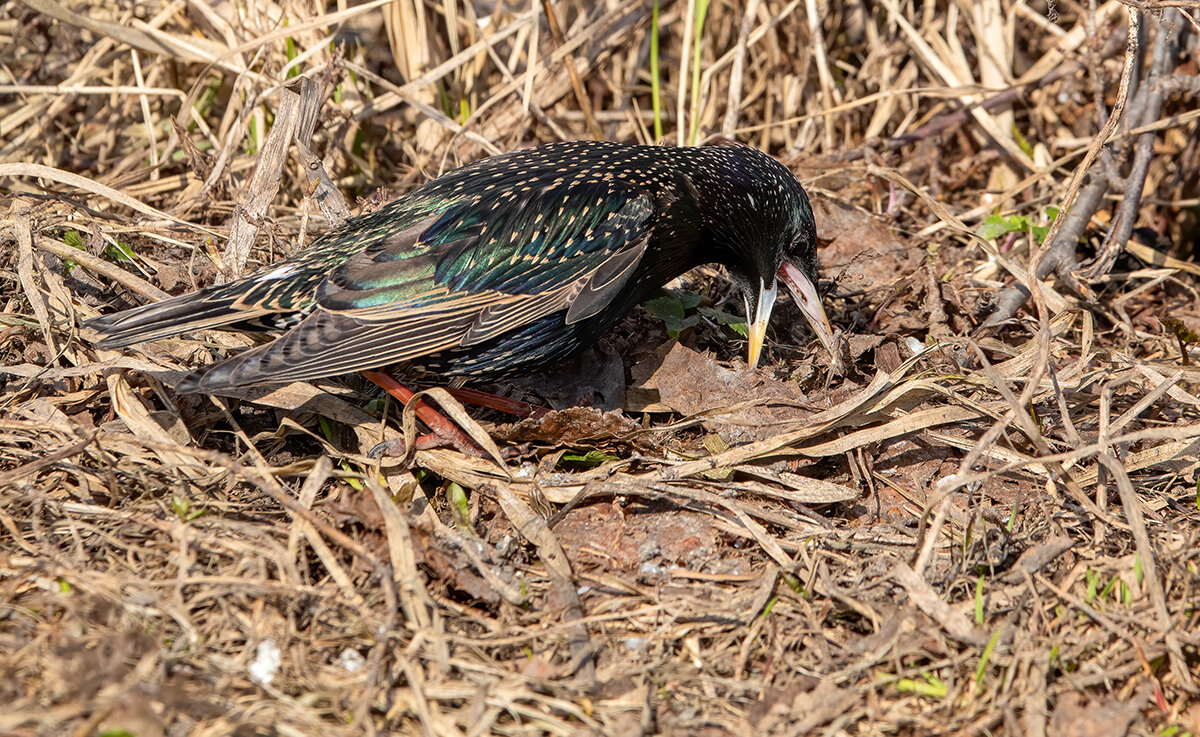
[745,278,777,369]
[745,264,836,368]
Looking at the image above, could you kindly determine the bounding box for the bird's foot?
[360,369,532,462]
[446,386,550,419]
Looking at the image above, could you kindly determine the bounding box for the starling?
[86,140,835,392]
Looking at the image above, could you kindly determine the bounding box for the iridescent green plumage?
[86,140,832,391]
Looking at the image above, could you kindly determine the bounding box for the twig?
[36,236,169,303]
[1077,9,1183,281]
[982,9,1143,326]
[1030,9,1140,283]
[220,86,299,279]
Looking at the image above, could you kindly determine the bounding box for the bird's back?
[87,141,720,389]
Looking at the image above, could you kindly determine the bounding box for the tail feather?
[85,287,272,349]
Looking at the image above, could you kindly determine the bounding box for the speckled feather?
[86,140,819,391]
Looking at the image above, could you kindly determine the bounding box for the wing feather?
[187,179,658,389]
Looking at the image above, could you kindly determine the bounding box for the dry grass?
[2,0,1200,735]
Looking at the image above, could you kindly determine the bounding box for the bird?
[85,140,835,394]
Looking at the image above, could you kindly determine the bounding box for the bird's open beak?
[777,261,836,357]
[745,278,777,369]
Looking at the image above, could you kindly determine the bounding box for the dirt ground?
[2,0,1199,735]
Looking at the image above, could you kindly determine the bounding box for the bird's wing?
[81,209,441,350]
[190,179,656,388]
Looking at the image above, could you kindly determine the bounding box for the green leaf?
[559,449,619,467]
[63,230,84,249]
[781,572,806,596]
[284,18,299,79]
[246,114,258,155]
[1012,123,1034,158]
[978,214,1029,240]
[980,209,1059,244]
[974,573,985,625]
[318,416,364,490]
[446,482,471,529]
[1099,574,1119,602]
[104,241,136,263]
[1030,223,1051,244]
[893,674,947,699]
[975,629,1002,685]
[698,306,749,337]
[1163,318,1200,345]
[686,0,711,146]
[643,290,702,339]
[196,75,223,119]
[169,495,207,522]
[759,596,778,617]
[677,290,703,310]
[645,292,686,319]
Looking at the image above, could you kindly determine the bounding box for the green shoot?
[558,449,620,468]
[893,673,947,699]
[284,18,299,79]
[760,596,778,617]
[169,495,207,522]
[974,573,985,626]
[104,240,136,263]
[446,482,471,529]
[975,629,1001,687]
[1162,318,1198,366]
[687,0,711,146]
[61,229,84,272]
[1099,574,1118,602]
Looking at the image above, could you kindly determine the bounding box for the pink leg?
[360,370,530,461]
[447,386,550,419]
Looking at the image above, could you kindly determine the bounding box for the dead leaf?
[493,406,639,445]
[1048,684,1152,737]
[629,342,814,444]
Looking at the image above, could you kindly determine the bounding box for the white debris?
[337,648,366,673]
[248,638,281,686]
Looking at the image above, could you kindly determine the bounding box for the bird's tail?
[84,286,270,349]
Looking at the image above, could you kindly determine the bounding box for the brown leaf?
[1048,685,1153,737]
[629,342,814,444]
[493,406,638,445]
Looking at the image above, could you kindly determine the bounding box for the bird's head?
[687,143,835,368]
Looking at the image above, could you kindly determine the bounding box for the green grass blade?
[687,0,710,146]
